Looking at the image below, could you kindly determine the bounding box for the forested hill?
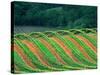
[12,1,97,28]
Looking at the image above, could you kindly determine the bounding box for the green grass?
[12,28,97,73]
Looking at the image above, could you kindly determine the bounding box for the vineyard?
[11,28,97,74]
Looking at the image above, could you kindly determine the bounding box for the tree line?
[12,1,97,28]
